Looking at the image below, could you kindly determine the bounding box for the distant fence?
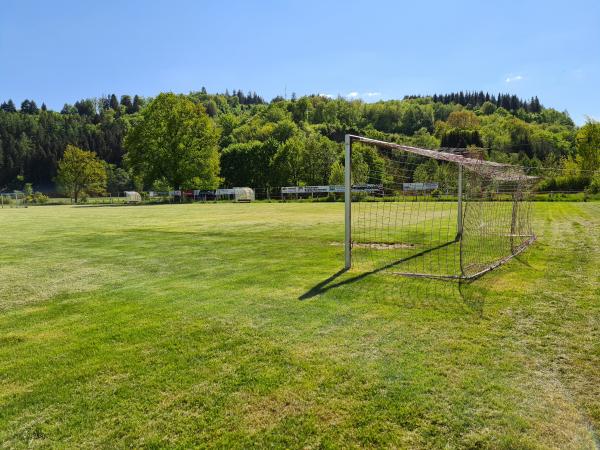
[4,188,596,207]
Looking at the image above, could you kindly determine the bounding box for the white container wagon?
[215,187,255,202]
[124,191,142,203]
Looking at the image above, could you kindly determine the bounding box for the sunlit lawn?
[0,202,598,448]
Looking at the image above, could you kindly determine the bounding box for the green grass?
[38,196,131,206]
[0,202,598,448]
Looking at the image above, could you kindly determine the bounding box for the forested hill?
[0,89,579,190]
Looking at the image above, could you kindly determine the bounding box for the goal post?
[343,134,536,279]
[456,163,463,239]
[0,191,26,208]
[344,134,352,269]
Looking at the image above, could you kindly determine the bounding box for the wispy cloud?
[345,91,381,99]
[505,75,524,83]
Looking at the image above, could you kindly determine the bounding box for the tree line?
[1,89,599,198]
[406,91,542,113]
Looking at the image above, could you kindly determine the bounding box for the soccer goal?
[343,135,536,279]
[0,191,26,208]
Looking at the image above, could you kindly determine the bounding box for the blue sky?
[1,0,599,124]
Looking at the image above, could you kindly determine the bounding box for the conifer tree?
[120,95,133,113]
[20,99,39,114]
[1,100,17,112]
[109,94,119,110]
[132,95,143,113]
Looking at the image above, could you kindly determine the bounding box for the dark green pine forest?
[0,89,595,193]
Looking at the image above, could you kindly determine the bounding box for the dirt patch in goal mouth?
[329,242,416,249]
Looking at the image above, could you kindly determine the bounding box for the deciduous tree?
[124,93,220,190]
[56,145,107,203]
[576,119,600,173]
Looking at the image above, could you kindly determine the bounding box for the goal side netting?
[344,135,536,280]
[0,191,26,208]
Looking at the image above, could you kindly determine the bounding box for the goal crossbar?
[346,135,535,182]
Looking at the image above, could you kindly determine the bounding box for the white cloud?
[505,75,524,83]
[318,93,333,98]
[345,91,381,99]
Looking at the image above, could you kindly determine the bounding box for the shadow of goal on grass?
[302,236,526,316]
[300,265,486,316]
[299,240,456,301]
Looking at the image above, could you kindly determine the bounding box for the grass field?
[0,202,599,448]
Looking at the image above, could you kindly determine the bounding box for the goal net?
[0,191,26,208]
[344,135,535,280]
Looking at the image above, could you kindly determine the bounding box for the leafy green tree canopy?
[105,164,133,194]
[576,119,600,173]
[124,93,220,190]
[328,160,345,185]
[56,145,107,203]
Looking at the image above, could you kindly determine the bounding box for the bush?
[538,174,590,192]
[33,192,48,204]
[587,170,600,194]
[26,192,49,204]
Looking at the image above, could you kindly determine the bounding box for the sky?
[1,0,599,124]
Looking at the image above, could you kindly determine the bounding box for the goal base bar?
[383,235,536,281]
[461,235,536,280]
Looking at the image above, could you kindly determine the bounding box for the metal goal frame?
[343,134,536,280]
